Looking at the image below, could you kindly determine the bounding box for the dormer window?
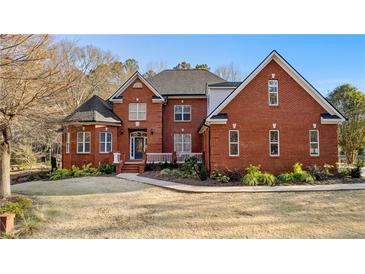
[268,80,278,106]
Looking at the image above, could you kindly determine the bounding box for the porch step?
[120,161,145,173]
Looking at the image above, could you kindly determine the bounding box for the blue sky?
[55,35,365,95]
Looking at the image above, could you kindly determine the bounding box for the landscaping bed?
[141,157,365,187]
[140,170,365,186]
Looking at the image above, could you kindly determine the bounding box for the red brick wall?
[162,98,207,153]
[62,124,119,169]
[207,60,338,174]
[112,78,163,159]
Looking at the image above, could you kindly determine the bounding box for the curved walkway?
[117,173,365,193]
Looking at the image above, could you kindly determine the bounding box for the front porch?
[113,152,203,173]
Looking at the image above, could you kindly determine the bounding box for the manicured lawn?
[12,177,365,239]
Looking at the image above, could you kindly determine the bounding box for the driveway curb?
[117,173,365,193]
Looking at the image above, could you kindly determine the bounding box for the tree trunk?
[0,142,11,198]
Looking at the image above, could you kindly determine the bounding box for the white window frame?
[129,103,147,121]
[174,105,192,122]
[269,130,280,157]
[99,131,112,153]
[268,80,279,106]
[309,130,320,156]
[174,133,192,153]
[77,132,91,154]
[65,132,70,154]
[229,130,239,156]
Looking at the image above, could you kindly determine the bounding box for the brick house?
[62,51,346,173]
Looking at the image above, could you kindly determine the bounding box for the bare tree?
[0,35,76,198]
[214,63,243,81]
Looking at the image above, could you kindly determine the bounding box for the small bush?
[160,168,172,176]
[260,172,277,186]
[240,165,262,186]
[350,161,363,178]
[0,202,24,217]
[308,165,329,180]
[14,197,33,209]
[49,169,72,180]
[277,163,314,183]
[211,170,230,183]
[197,164,208,181]
[222,168,243,182]
[98,163,116,174]
[277,172,293,183]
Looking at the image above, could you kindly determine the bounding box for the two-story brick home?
[62,51,346,173]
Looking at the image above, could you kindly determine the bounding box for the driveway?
[12,176,150,196]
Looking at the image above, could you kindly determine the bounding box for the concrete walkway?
[117,173,365,193]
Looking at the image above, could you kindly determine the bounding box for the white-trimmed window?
[99,132,112,153]
[77,132,91,153]
[65,132,70,154]
[269,130,280,156]
[174,134,191,153]
[174,105,191,121]
[268,80,278,106]
[309,130,320,156]
[229,130,239,156]
[129,103,146,120]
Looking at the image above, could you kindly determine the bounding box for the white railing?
[176,153,203,163]
[146,153,173,163]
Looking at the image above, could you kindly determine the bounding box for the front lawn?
[9,177,365,239]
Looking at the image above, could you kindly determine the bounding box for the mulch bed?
[139,171,365,187]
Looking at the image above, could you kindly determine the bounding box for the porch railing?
[146,152,203,164]
[176,153,203,163]
[146,153,173,163]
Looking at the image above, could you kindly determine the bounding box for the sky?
[55,35,365,96]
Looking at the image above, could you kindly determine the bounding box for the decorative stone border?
[117,173,365,193]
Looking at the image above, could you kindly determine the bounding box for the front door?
[134,137,144,159]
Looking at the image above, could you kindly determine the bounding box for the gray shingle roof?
[63,95,122,124]
[148,69,225,95]
[208,81,241,87]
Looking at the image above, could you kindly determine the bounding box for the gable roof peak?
[206,50,346,122]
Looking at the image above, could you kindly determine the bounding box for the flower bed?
[140,159,365,187]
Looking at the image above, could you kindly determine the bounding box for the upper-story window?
[129,103,146,120]
[309,130,320,156]
[174,105,191,121]
[65,132,70,154]
[99,132,112,153]
[229,130,239,156]
[77,132,91,153]
[269,130,280,156]
[268,80,279,106]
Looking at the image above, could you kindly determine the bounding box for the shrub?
[160,168,172,176]
[350,160,363,178]
[222,168,244,182]
[277,172,293,183]
[278,163,314,184]
[260,172,277,186]
[48,163,101,180]
[308,164,329,180]
[197,164,208,181]
[0,202,24,217]
[240,165,262,186]
[49,169,72,180]
[211,170,230,183]
[98,163,116,174]
[14,197,33,209]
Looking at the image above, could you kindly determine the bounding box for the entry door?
[134,137,144,159]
